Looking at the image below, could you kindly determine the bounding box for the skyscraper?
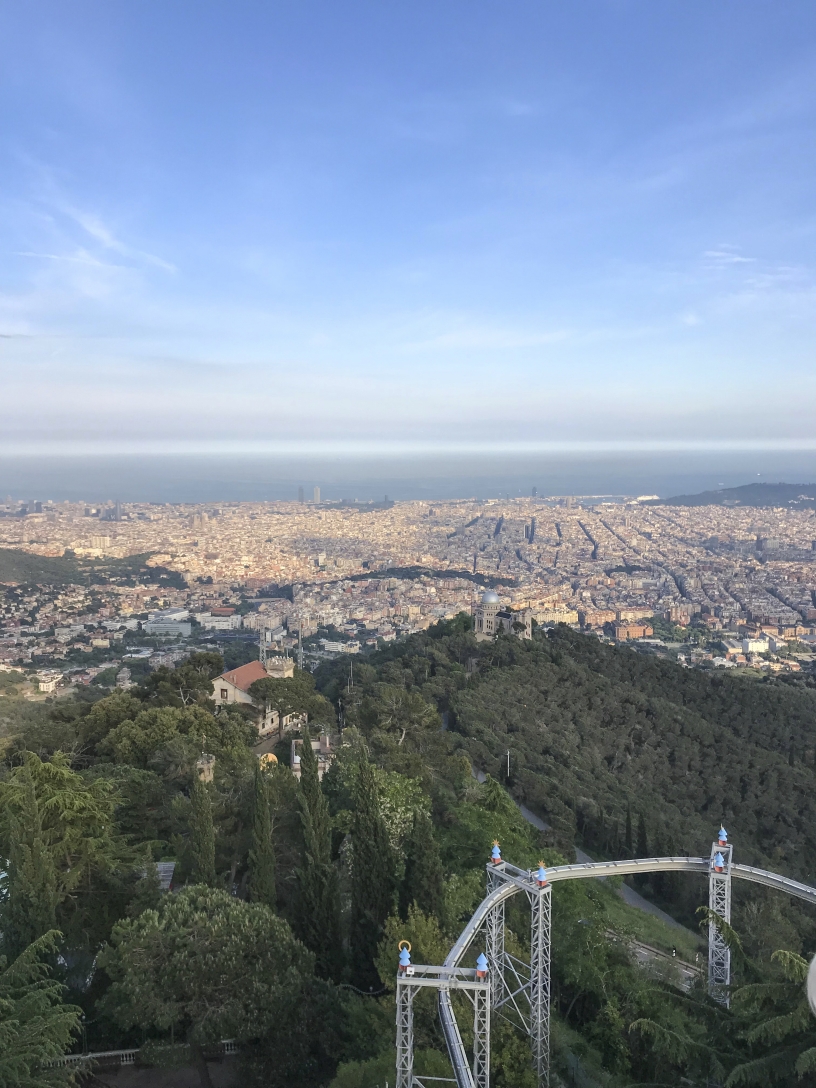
[298,486,304,503]
[313,486,321,503]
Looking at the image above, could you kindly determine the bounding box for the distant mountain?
[649,482,816,508]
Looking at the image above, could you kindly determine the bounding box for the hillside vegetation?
[2,623,815,1086]
[653,481,816,508]
[320,620,816,944]
[0,546,186,587]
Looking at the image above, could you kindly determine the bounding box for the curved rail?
[732,864,816,906]
[436,856,816,1088]
[439,881,518,1087]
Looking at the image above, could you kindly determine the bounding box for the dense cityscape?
[2,492,816,695]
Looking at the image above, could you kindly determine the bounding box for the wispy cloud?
[704,246,756,267]
[58,204,176,273]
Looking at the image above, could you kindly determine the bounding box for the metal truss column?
[529,884,552,1088]
[396,980,415,1088]
[472,984,490,1088]
[485,900,505,1010]
[708,842,733,1006]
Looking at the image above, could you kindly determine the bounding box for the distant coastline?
[3,451,816,504]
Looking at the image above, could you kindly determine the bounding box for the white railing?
[51,1039,238,1067]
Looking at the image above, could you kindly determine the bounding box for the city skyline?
[2,2,816,455]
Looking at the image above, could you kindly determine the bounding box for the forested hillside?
[1,624,815,1086]
[323,621,816,942]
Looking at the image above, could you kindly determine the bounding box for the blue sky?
[1,1,815,454]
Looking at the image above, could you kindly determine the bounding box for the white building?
[472,590,532,641]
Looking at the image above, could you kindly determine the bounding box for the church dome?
[481,590,500,604]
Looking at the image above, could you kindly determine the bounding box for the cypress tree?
[636,812,649,859]
[299,734,330,863]
[349,759,396,990]
[248,762,276,910]
[190,774,216,887]
[295,734,342,979]
[400,811,444,923]
[624,802,633,858]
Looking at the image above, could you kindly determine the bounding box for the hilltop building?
[212,658,303,736]
[472,590,532,641]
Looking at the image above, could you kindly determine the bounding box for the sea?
[1,450,816,504]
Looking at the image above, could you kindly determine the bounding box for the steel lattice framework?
[396,842,816,1088]
[708,842,733,1004]
[484,862,552,1084]
[395,966,490,1088]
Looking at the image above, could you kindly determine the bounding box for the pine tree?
[400,811,444,923]
[295,733,341,979]
[624,802,633,858]
[190,774,216,887]
[248,762,276,910]
[349,759,396,990]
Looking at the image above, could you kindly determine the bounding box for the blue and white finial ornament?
[491,841,502,865]
[536,862,548,887]
[475,952,488,978]
[713,851,725,872]
[398,941,412,973]
[718,826,728,846]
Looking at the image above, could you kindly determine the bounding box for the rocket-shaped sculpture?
[713,851,725,873]
[475,952,488,979]
[536,862,548,887]
[398,945,411,973]
[718,826,728,846]
[491,841,502,865]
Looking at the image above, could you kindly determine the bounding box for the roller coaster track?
[397,850,816,1088]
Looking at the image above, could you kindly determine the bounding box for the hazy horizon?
[3,449,816,504]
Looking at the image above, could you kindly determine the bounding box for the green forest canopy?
[1,623,815,1086]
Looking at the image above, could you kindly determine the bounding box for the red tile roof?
[218,660,268,692]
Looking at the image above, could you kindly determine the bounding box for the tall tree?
[399,811,444,923]
[99,887,317,1088]
[0,753,130,952]
[0,769,59,959]
[298,734,330,862]
[636,812,649,858]
[249,677,296,737]
[349,759,396,990]
[0,932,82,1088]
[296,735,341,979]
[248,762,276,910]
[624,802,633,858]
[190,775,216,887]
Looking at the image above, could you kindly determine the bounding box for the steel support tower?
[708,841,733,1005]
[396,965,490,1088]
[396,980,415,1088]
[529,882,552,1084]
[485,862,551,1087]
[396,837,816,1088]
